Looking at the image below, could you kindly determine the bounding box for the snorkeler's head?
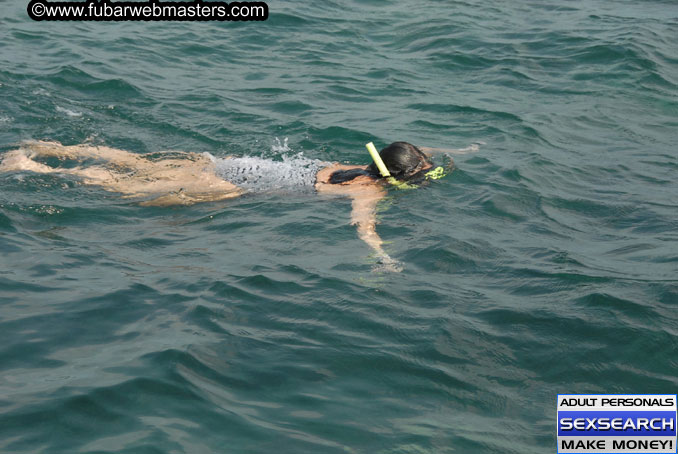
[367,142,433,181]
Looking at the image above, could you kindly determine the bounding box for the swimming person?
[0,140,454,271]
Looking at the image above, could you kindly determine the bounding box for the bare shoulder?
[315,164,385,196]
[316,163,361,184]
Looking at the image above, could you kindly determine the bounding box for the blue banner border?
[556,394,678,454]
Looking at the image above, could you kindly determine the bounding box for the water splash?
[270,137,290,155]
[209,138,330,193]
[55,106,83,118]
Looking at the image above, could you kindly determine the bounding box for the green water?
[1,0,677,453]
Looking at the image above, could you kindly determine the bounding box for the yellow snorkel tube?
[366,142,445,189]
[366,142,418,189]
[366,142,391,179]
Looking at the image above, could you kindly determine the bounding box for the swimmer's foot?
[0,149,55,173]
[372,252,404,273]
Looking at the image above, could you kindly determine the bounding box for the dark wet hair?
[329,142,432,184]
[329,168,371,184]
[367,142,432,181]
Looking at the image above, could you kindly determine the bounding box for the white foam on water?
[209,138,330,193]
[56,106,83,118]
[270,137,290,154]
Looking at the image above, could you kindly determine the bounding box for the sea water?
[0,0,677,453]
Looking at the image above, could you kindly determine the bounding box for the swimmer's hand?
[373,252,404,273]
[419,143,483,155]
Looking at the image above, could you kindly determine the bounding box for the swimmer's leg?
[140,188,242,206]
[0,147,124,186]
[22,141,147,167]
[17,141,212,173]
[0,149,58,174]
[2,143,240,206]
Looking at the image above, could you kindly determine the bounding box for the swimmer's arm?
[316,178,388,254]
[316,172,399,267]
[349,188,389,259]
[419,144,480,156]
[350,191,402,271]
